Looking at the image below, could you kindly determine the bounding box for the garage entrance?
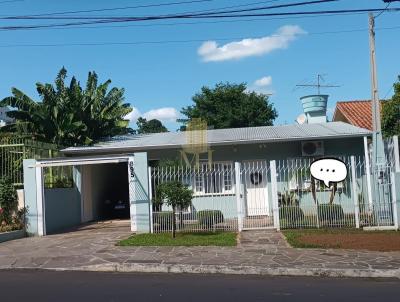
[24,155,135,236]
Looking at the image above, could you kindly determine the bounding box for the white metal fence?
[149,156,398,233]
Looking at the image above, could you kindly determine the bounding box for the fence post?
[364,136,373,210]
[235,162,243,232]
[148,166,154,234]
[351,156,360,228]
[393,136,400,173]
[270,160,280,230]
[391,172,399,230]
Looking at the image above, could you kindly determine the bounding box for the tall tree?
[180,82,278,130]
[382,76,400,137]
[0,68,133,146]
[136,117,168,134]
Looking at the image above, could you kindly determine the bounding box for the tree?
[136,117,168,134]
[180,82,278,130]
[382,76,400,137]
[155,181,193,238]
[0,177,18,225]
[0,67,133,146]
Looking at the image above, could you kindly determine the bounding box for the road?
[0,270,399,302]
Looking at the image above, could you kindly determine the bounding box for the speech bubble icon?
[310,158,347,187]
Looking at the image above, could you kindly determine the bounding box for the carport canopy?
[25,154,136,236]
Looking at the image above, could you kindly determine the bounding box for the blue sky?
[0,0,399,130]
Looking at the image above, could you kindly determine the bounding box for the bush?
[279,206,305,228]
[0,177,18,225]
[153,211,174,231]
[317,204,345,224]
[197,210,224,227]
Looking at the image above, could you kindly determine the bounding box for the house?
[23,94,392,237]
[332,100,384,130]
[0,106,14,127]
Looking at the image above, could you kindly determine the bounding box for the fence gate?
[241,161,274,230]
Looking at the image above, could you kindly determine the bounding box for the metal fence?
[0,137,60,186]
[149,156,397,233]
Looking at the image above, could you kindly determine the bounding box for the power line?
[2,0,338,20]
[2,6,399,31]
[0,25,399,48]
[15,0,216,17]
[1,11,368,32]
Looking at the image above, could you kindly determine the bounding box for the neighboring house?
[23,94,388,236]
[332,100,384,130]
[0,106,14,127]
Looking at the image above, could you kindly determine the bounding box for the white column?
[35,166,45,236]
[391,172,399,230]
[127,156,137,232]
[351,156,360,228]
[393,136,400,173]
[148,166,154,234]
[364,136,373,211]
[234,162,243,232]
[270,160,280,230]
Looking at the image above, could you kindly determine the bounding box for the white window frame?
[193,161,234,196]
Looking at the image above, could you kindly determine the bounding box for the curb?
[11,263,400,279]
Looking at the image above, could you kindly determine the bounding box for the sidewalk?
[1,223,400,279]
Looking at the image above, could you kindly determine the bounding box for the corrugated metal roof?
[63,122,371,154]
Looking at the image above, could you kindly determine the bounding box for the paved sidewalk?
[1,222,400,278]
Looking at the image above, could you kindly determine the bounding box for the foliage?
[197,210,224,228]
[0,177,18,225]
[317,204,345,225]
[278,191,299,207]
[0,67,133,146]
[135,117,168,134]
[180,82,278,130]
[382,76,400,137]
[117,232,237,247]
[152,211,174,230]
[155,181,193,238]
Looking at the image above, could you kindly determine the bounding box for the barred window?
[194,162,233,195]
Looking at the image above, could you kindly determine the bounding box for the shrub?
[279,206,305,228]
[317,204,345,224]
[153,211,174,231]
[0,177,18,225]
[197,210,224,227]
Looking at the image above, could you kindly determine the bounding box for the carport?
[22,153,151,236]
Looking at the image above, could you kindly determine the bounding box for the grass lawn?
[282,229,400,251]
[117,232,237,247]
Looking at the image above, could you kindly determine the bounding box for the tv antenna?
[296,74,340,95]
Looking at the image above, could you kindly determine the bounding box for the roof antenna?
[295,74,340,95]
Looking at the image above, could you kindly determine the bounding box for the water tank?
[300,95,328,123]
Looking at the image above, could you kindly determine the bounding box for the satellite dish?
[296,113,307,125]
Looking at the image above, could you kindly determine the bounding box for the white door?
[244,161,269,216]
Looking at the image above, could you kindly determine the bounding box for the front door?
[243,161,269,216]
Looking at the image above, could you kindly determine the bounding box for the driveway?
[0,220,132,269]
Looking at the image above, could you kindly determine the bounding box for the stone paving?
[1,221,400,278]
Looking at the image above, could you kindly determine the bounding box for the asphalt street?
[0,270,399,302]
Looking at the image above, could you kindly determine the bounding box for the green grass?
[117,232,237,247]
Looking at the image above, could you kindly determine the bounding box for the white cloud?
[198,25,306,62]
[125,106,180,123]
[143,107,179,122]
[124,106,141,122]
[254,76,272,87]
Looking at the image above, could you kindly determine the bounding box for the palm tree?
[0,68,133,146]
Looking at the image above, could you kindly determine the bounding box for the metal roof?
[63,122,371,155]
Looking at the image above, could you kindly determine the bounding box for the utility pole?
[368,12,385,168]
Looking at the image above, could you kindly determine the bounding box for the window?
[194,162,233,195]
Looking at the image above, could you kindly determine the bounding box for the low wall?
[44,188,81,234]
[0,229,25,243]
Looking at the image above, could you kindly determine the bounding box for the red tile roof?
[333,100,383,131]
